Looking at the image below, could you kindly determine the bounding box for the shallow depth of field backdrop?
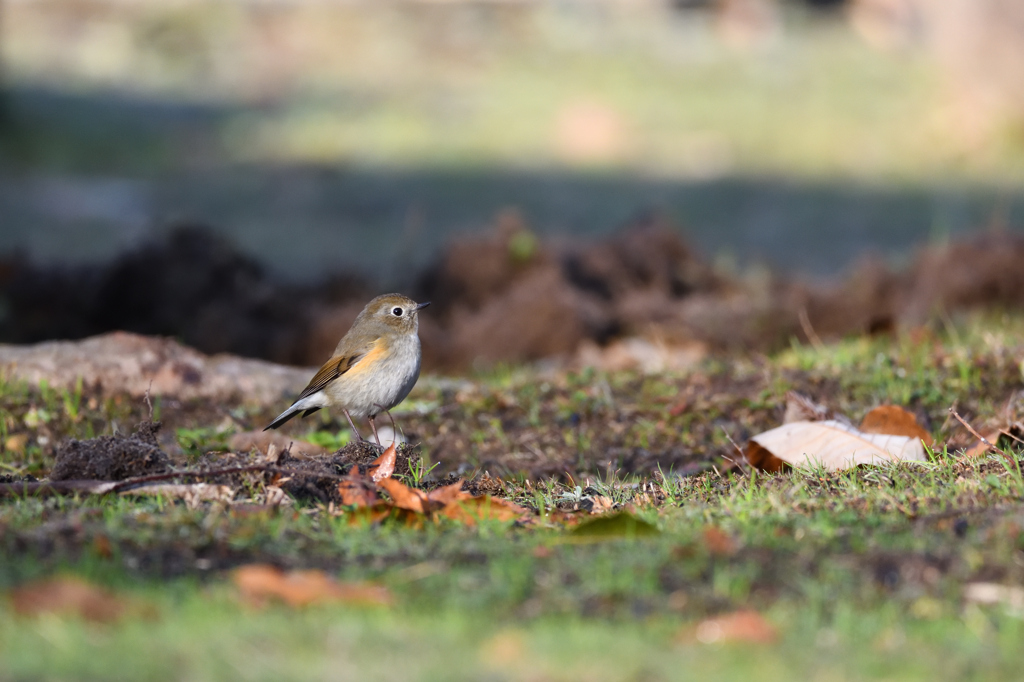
[2,0,1023,284]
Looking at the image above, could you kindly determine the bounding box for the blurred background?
[1,0,1023,370]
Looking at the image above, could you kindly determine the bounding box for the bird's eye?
[392,307,404,316]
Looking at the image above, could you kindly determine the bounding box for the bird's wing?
[295,338,379,402]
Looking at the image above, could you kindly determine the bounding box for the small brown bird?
[264,293,429,444]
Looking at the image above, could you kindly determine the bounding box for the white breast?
[324,333,421,419]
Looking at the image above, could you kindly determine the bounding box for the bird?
[264,293,429,445]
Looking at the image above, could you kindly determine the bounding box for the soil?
[46,422,423,504]
[4,218,1024,372]
[50,421,170,481]
[272,440,419,503]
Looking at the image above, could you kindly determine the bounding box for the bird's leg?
[343,410,363,442]
[367,415,382,448]
[374,403,397,435]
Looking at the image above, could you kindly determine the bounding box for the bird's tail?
[264,405,301,431]
[263,394,324,431]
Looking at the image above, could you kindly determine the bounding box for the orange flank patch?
[342,342,388,378]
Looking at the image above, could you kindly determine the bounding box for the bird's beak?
[415,301,431,311]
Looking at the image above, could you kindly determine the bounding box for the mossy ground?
[2,313,1024,681]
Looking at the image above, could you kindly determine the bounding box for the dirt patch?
[4,219,1024,375]
[184,440,422,504]
[281,441,420,503]
[50,421,170,481]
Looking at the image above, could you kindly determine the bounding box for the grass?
[2,594,1024,681]
[1,453,1024,680]
[2,314,1024,679]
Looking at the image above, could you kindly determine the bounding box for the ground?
[2,313,1024,681]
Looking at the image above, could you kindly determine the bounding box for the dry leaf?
[426,480,471,506]
[232,564,392,608]
[440,496,528,525]
[377,478,431,513]
[122,483,234,508]
[860,405,933,445]
[702,526,737,556]
[480,629,527,666]
[368,443,396,482]
[744,441,787,472]
[345,503,398,526]
[4,433,28,454]
[589,495,615,514]
[964,424,1024,457]
[964,582,1024,616]
[10,576,128,623]
[264,485,289,506]
[92,534,114,559]
[748,420,927,472]
[965,432,1001,458]
[338,471,378,508]
[682,610,778,644]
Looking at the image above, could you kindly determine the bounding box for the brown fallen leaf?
[92,534,114,559]
[679,610,778,645]
[963,423,1024,458]
[702,526,737,556]
[368,443,397,482]
[4,433,28,454]
[859,405,933,445]
[965,432,1001,458]
[10,576,129,623]
[479,629,527,666]
[668,399,690,417]
[744,441,787,473]
[589,495,615,514]
[232,564,392,608]
[440,496,529,525]
[376,477,432,513]
[345,502,400,526]
[747,420,927,472]
[426,480,471,506]
[338,471,378,508]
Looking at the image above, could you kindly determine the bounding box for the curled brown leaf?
[10,576,130,623]
[440,496,529,525]
[232,564,392,608]
[338,471,378,508]
[377,477,431,513]
[368,443,397,482]
[678,610,778,645]
[859,405,933,445]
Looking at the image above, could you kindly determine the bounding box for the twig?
[949,408,997,454]
[0,465,352,500]
[798,306,825,351]
[1001,428,1024,447]
[0,480,118,499]
[721,428,749,473]
[109,464,346,493]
